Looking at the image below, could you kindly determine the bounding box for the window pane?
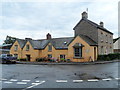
[48,54,52,58]
[74,47,82,57]
[14,54,18,58]
[60,55,65,59]
[26,45,29,51]
[14,45,18,51]
[48,45,52,51]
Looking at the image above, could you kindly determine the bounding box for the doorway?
[94,47,96,60]
[26,55,31,61]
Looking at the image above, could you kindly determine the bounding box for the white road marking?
[115,78,120,80]
[87,79,99,82]
[21,80,31,82]
[56,80,68,83]
[4,81,13,84]
[1,79,7,81]
[35,80,40,83]
[102,78,112,81]
[10,79,18,82]
[73,80,83,83]
[22,81,45,90]
[17,82,27,84]
[32,83,41,85]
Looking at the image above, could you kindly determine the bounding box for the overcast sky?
[0,0,119,45]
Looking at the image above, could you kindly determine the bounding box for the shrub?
[60,58,66,62]
[36,58,45,62]
[17,58,27,61]
[49,57,57,62]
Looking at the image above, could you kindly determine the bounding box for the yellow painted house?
[10,11,114,62]
[10,34,98,62]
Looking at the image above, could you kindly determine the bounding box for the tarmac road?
[1,62,120,89]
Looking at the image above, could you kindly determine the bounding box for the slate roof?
[113,37,120,43]
[16,39,27,49]
[15,35,98,50]
[50,37,74,49]
[79,34,98,46]
[29,40,49,49]
[73,18,113,35]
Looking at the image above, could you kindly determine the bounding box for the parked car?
[0,54,17,64]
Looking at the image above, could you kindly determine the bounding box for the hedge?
[17,58,27,61]
[97,53,120,61]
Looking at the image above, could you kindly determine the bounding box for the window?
[14,54,18,58]
[14,45,18,51]
[48,54,52,58]
[101,32,103,34]
[73,43,83,58]
[101,46,104,55]
[26,45,29,51]
[48,45,52,51]
[101,40,103,43]
[60,55,65,59]
[105,47,108,54]
[74,48,82,57]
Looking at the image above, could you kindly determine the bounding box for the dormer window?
[14,45,18,51]
[64,42,67,45]
[48,45,52,51]
[26,45,29,51]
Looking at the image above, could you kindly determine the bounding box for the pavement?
[15,60,119,65]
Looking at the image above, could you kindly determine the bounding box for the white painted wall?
[114,38,120,49]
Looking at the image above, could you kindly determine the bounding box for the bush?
[97,53,120,61]
[36,58,45,62]
[60,58,66,62]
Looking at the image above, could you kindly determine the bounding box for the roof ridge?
[51,37,73,40]
[79,34,98,45]
[113,37,120,43]
[84,35,97,44]
[16,38,26,41]
[36,37,73,41]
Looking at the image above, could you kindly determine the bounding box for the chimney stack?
[46,33,52,39]
[82,11,88,19]
[100,21,104,27]
[25,38,32,40]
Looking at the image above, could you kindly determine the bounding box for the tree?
[3,35,17,45]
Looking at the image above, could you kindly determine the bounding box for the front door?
[94,47,96,60]
[26,55,31,61]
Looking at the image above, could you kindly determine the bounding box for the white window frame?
[48,45,52,51]
[60,55,66,59]
[14,45,18,51]
[26,45,29,51]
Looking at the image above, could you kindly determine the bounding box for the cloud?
[0,1,119,45]
[1,0,119,2]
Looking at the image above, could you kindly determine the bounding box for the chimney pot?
[100,21,104,27]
